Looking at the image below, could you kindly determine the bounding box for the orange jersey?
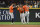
[17,7,24,13]
[9,6,13,13]
[23,5,29,12]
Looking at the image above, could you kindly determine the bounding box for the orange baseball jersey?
[9,6,13,13]
[17,7,24,13]
[23,5,29,12]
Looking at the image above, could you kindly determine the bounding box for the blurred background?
[0,0,40,22]
[0,0,40,8]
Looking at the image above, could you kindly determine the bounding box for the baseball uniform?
[23,5,29,23]
[17,7,26,24]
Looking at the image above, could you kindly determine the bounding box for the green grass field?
[0,22,40,25]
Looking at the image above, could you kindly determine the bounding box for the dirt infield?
[0,25,40,27]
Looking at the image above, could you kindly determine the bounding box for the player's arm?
[27,6,29,10]
[16,5,20,10]
[13,5,18,8]
[9,7,11,10]
[20,8,23,11]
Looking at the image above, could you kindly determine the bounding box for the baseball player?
[9,3,17,24]
[23,5,29,24]
[17,4,26,24]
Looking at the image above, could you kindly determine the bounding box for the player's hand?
[16,6,17,7]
